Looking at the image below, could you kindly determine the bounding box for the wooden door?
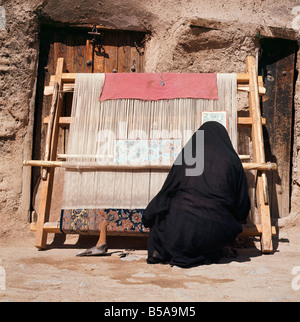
[31,26,146,219]
[259,38,297,218]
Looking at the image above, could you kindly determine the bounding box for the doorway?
[259,38,298,218]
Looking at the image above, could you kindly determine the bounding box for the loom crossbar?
[24,160,277,171]
[30,222,277,238]
[44,73,266,96]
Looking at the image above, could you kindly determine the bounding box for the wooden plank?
[93,38,105,73]
[66,32,75,73]
[57,153,250,161]
[247,56,273,253]
[44,116,266,128]
[260,38,296,218]
[45,82,266,96]
[41,82,59,180]
[53,31,67,177]
[240,224,276,237]
[44,116,71,127]
[54,30,67,71]
[57,28,89,73]
[118,31,131,73]
[35,58,65,250]
[261,45,277,221]
[73,32,87,73]
[237,84,266,95]
[24,160,277,171]
[238,117,266,126]
[48,73,262,84]
[30,222,276,237]
[85,39,94,73]
[48,72,263,84]
[237,73,263,85]
[274,49,295,218]
[104,30,118,73]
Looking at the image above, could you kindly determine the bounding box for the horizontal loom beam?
[44,73,266,96]
[23,160,277,171]
[55,153,249,161]
[47,73,262,83]
[43,116,267,127]
[29,222,277,238]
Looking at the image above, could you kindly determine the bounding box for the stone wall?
[0,0,300,235]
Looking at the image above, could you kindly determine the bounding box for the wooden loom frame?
[26,56,277,252]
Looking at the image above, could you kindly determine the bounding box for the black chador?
[142,121,250,267]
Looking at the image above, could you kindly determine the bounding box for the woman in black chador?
[142,121,250,267]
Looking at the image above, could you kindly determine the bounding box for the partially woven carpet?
[60,208,148,234]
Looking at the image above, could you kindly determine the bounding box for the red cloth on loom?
[99,73,218,101]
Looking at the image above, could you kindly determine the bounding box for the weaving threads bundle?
[62,73,237,210]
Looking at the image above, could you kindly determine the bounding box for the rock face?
[0,1,40,236]
[0,0,300,235]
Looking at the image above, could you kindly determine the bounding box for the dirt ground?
[1,223,300,303]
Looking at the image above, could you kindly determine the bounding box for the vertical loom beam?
[35,58,65,250]
[41,81,59,180]
[246,56,273,253]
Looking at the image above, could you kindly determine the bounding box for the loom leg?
[35,170,55,250]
